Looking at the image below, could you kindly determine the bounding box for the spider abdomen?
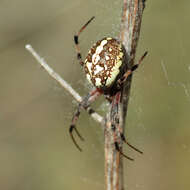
[84,37,125,90]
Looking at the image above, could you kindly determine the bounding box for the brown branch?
[104,0,146,190]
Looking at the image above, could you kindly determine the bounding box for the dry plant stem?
[104,0,146,190]
[25,44,103,124]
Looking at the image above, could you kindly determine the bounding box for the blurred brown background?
[0,0,190,189]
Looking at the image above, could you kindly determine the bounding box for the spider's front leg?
[69,88,102,151]
[112,52,148,157]
[110,92,143,161]
[110,92,134,160]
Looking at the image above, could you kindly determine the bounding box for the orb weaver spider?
[70,16,147,160]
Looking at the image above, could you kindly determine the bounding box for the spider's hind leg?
[74,16,95,66]
[117,51,148,85]
[69,88,102,151]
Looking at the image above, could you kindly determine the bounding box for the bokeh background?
[0,0,190,189]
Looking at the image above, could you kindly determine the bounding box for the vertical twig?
[104,0,146,190]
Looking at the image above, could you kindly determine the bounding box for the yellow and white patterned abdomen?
[84,37,124,89]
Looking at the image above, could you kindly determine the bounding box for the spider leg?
[111,92,143,160]
[69,88,102,151]
[114,142,134,161]
[74,16,95,66]
[120,133,143,154]
[114,92,143,154]
[118,51,148,85]
[110,92,134,161]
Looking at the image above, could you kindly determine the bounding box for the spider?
[70,16,147,160]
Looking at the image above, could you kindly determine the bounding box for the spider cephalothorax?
[70,16,147,160]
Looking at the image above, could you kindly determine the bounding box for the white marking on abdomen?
[94,65,104,75]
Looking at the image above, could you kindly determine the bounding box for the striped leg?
[111,92,143,160]
[110,92,134,160]
[74,16,95,66]
[69,88,102,151]
[118,51,148,85]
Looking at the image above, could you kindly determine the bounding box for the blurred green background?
[0,0,190,189]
